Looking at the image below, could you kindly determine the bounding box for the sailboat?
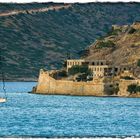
[1,48,7,103]
[0,82,7,103]
[0,98,6,103]
[0,73,7,103]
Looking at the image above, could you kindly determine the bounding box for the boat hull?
[0,98,6,103]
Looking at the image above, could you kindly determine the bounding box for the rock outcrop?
[85,22,140,68]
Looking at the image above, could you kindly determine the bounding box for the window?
[96,62,99,65]
[115,68,118,72]
[124,68,126,71]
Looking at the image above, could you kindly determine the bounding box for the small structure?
[66,59,109,78]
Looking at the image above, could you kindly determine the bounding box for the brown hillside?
[85,22,140,66]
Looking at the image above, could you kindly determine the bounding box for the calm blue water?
[0,82,140,138]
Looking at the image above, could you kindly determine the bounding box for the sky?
[0,0,140,3]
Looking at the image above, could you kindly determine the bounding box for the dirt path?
[0,4,71,17]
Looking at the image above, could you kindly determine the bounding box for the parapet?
[40,69,49,75]
[132,21,140,29]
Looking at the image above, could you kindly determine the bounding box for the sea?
[0,82,140,138]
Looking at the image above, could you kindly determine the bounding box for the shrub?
[58,70,67,77]
[128,27,136,34]
[68,65,92,75]
[127,84,138,94]
[137,59,140,67]
[114,86,119,94]
[121,76,134,80]
[136,86,140,92]
[97,40,115,49]
[107,28,122,36]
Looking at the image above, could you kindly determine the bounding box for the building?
[66,59,109,78]
[66,59,85,71]
[66,59,134,78]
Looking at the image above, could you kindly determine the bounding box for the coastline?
[31,69,140,97]
[30,92,140,98]
[0,78,37,82]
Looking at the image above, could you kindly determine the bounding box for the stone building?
[88,65,109,77]
[66,59,134,78]
[66,59,85,71]
[66,59,109,78]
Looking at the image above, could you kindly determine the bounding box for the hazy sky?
[0,0,138,3]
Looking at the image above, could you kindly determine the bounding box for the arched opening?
[101,62,103,65]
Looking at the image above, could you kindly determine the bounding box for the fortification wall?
[118,79,140,96]
[35,69,104,96]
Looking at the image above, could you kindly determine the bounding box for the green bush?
[97,40,115,49]
[136,86,140,92]
[68,65,91,75]
[121,76,134,80]
[58,70,67,77]
[137,59,140,67]
[114,86,119,94]
[105,84,119,95]
[107,28,122,36]
[127,84,139,94]
[128,27,136,34]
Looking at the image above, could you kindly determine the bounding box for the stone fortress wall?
[33,69,140,97]
[34,69,105,96]
[118,79,140,97]
[32,58,140,97]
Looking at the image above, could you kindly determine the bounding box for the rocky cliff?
[85,22,140,66]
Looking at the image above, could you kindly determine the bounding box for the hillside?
[0,2,140,81]
[85,22,140,66]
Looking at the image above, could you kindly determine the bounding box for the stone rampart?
[118,79,140,96]
[34,69,104,96]
[33,69,140,97]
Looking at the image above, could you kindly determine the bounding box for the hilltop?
[0,2,140,81]
[85,22,140,66]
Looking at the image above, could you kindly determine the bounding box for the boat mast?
[0,47,7,100]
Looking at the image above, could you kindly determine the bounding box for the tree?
[113,85,119,95]
[68,65,92,76]
[136,86,140,92]
[137,59,140,67]
[121,76,134,80]
[128,27,136,34]
[97,40,115,49]
[127,84,137,94]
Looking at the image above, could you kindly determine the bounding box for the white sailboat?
[1,48,7,103]
[0,98,6,103]
[0,81,7,103]
[0,74,7,103]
